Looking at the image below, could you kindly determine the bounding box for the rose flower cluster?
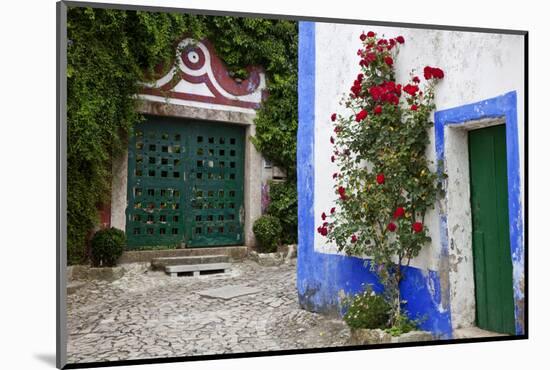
[317,31,444,243]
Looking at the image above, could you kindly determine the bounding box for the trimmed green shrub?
[342,286,391,330]
[266,181,297,245]
[253,215,283,253]
[90,228,126,267]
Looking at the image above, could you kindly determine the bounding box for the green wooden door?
[468,125,515,334]
[186,123,245,247]
[126,116,245,249]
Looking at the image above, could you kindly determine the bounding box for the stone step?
[151,255,229,270]
[166,262,231,277]
[453,327,508,339]
[119,245,248,264]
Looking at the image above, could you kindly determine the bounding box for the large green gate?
[126,116,245,249]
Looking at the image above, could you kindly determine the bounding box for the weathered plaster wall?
[313,23,524,267]
[298,21,524,336]
[110,149,128,231]
[243,123,262,247]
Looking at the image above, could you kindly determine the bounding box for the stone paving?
[66,259,351,364]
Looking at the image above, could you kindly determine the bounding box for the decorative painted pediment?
[139,38,267,113]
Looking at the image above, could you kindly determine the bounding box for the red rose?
[331,113,337,121]
[410,104,418,111]
[376,173,385,184]
[393,207,405,219]
[351,79,362,97]
[412,222,423,233]
[355,109,368,122]
[332,172,338,179]
[374,105,382,115]
[389,38,396,47]
[367,31,375,37]
[423,66,433,80]
[403,84,419,96]
[431,67,444,79]
[396,36,405,44]
[377,39,388,45]
[330,136,335,144]
[362,52,376,67]
[412,76,420,84]
[331,155,335,163]
[330,207,336,214]
[387,222,397,232]
[396,84,402,96]
[384,56,393,66]
[321,212,327,221]
[360,33,367,41]
[351,234,358,243]
[338,186,346,200]
[317,226,328,236]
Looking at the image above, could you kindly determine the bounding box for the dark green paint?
[126,116,244,248]
[468,124,515,334]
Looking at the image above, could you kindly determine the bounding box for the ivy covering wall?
[67,7,298,264]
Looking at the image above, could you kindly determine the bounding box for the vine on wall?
[67,7,297,264]
[318,31,444,326]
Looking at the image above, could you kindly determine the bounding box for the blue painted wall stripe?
[434,91,524,334]
[297,21,452,338]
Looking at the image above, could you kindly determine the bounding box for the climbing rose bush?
[318,31,444,326]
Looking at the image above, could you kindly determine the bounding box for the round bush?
[343,286,391,329]
[90,227,126,267]
[253,215,283,253]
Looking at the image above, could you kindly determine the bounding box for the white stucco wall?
[313,23,525,273]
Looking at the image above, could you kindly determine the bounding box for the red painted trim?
[141,38,265,110]
[180,45,206,71]
[200,39,263,96]
[141,87,261,109]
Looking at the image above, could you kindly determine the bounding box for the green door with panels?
[126,116,245,249]
[468,124,515,334]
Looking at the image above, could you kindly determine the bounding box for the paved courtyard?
[67,259,351,364]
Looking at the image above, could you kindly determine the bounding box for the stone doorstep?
[453,327,509,339]
[151,255,229,270]
[119,246,249,264]
[349,328,434,345]
[165,262,231,277]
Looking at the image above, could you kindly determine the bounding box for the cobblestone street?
[67,260,351,364]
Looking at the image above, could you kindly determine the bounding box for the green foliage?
[320,32,444,326]
[253,215,283,253]
[66,7,297,264]
[90,228,126,267]
[266,181,298,244]
[200,17,298,178]
[342,286,391,330]
[385,313,419,337]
